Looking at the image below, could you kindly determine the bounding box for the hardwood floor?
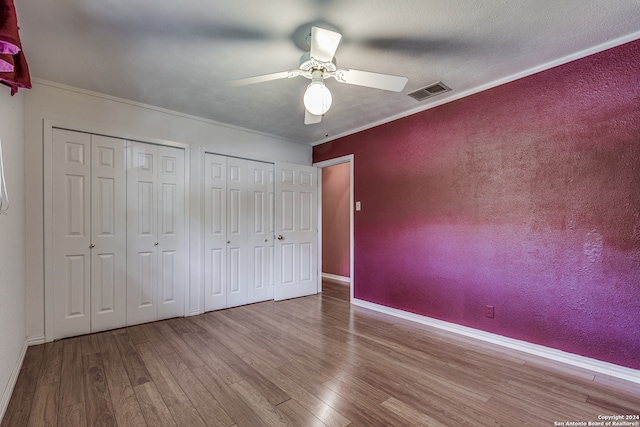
[4,281,639,426]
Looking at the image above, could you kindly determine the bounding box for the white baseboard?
[27,335,45,346]
[322,273,351,285]
[352,298,640,385]
[0,339,28,423]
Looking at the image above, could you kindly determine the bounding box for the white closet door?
[274,162,319,301]
[127,142,159,325]
[52,129,92,339]
[226,157,249,308]
[204,154,277,311]
[90,135,126,332]
[247,160,275,303]
[127,142,185,325]
[204,153,227,311]
[156,145,186,320]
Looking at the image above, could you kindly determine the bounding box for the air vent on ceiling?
[408,82,451,101]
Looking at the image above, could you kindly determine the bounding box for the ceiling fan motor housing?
[299,51,337,73]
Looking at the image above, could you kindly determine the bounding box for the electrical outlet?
[485,305,495,319]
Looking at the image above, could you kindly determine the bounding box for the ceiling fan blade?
[226,70,300,87]
[310,26,342,63]
[304,109,322,125]
[334,69,408,92]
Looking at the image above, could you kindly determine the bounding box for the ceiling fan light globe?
[303,81,332,115]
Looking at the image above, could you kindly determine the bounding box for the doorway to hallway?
[314,155,354,300]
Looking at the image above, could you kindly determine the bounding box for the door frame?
[43,119,190,342]
[313,154,354,301]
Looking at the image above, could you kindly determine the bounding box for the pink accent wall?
[322,163,351,278]
[313,39,640,369]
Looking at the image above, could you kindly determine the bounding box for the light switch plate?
[355,201,361,211]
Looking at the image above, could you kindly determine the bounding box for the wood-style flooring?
[3,281,639,426]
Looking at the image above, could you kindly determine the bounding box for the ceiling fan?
[226,26,409,125]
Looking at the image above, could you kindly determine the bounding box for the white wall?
[25,80,312,341]
[0,90,26,419]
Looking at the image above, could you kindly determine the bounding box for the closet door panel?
[226,157,248,308]
[247,161,275,304]
[136,251,155,305]
[157,145,185,320]
[268,168,276,291]
[94,253,115,313]
[90,135,126,332]
[127,142,159,325]
[52,129,92,339]
[204,154,227,311]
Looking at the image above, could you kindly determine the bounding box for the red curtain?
[0,0,31,95]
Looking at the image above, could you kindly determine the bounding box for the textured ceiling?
[15,0,640,145]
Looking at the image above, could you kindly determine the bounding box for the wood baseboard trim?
[322,273,351,285]
[352,298,640,385]
[0,339,28,422]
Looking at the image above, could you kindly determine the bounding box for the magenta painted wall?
[322,163,351,278]
[313,39,640,369]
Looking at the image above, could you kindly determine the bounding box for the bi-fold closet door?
[204,153,275,311]
[51,129,186,340]
[52,129,127,338]
[127,141,186,325]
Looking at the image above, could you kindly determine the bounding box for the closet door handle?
[90,244,95,249]
[276,235,284,240]
[154,242,159,246]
